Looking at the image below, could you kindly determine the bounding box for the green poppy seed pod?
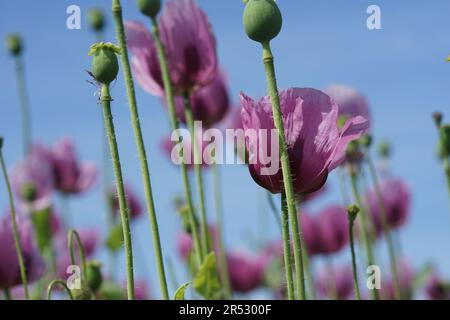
[347,204,360,222]
[89,8,106,32]
[6,34,22,56]
[89,43,121,85]
[378,140,391,159]
[86,261,103,293]
[243,0,282,43]
[137,0,161,18]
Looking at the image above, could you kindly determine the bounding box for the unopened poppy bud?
[347,204,360,222]
[243,0,282,43]
[378,140,391,158]
[86,260,103,293]
[89,8,106,32]
[88,42,121,85]
[433,112,443,127]
[21,183,37,202]
[71,286,94,300]
[360,134,372,148]
[137,0,161,18]
[6,34,22,56]
[441,124,450,156]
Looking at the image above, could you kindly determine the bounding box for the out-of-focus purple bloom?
[56,228,100,279]
[227,251,265,293]
[425,272,450,300]
[0,215,45,289]
[10,148,54,211]
[240,88,369,195]
[128,279,150,300]
[125,0,217,97]
[111,184,143,220]
[315,205,349,255]
[365,178,411,235]
[324,84,371,126]
[176,230,193,260]
[381,260,414,300]
[48,139,97,195]
[299,212,320,256]
[316,266,354,300]
[174,72,230,127]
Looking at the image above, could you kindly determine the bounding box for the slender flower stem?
[13,57,32,156]
[281,193,295,300]
[349,171,379,300]
[366,152,401,300]
[3,288,12,300]
[111,0,169,300]
[212,163,232,299]
[149,16,203,267]
[68,229,88,281]
[348,214,361,300]
[183,95,210,257]
[0,147,29,299]
[261,41,305,300]
[100,83,135,300]
[47,280,74,300]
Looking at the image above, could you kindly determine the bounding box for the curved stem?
[280,193,295,300]
[262,41,305,300]
[183,95,210,258]
[212,163,232,299]
[112,0,169,300]
[349,171,379,300]
[100,83,135,300]
[0,148,29,299]
[348,215,361,300]
[47,280,74,300]
[149,16,203,267]
[67,229,88,281]
[366,152,401,300]
[14,57,32,156]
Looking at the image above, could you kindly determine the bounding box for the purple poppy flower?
[48,139,97,195]
[10,147,54,210]
[365,178,411,235]
[381,260,414,299]
[55,228,100,279]
[125,0,217,97]
[0,215,45,289]
[299,212,320,256]
[240,88,369,195]
[223,105,249,163]
[324,84,371,126]
[316,265,353,300]
[315,205,349,255]
[111,184,143,220]
[425,272,450,300]
[227,251,265,293]
[299,185,327,204]
[173,71,230,127]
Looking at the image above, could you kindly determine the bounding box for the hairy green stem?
[13,57,32,156]
[366,152,401,300]
[348,215,361,300]
[183,95,210,258]
[100,83,135,300]
[212,163,232,299]
[281,193,295,300]
[47,280,74,300]
[112,0,169,300]
[149,16,203,267]
[262,41,305,300]
[67,229,88,281]
[0,148,29,299]
[349,172,379,300]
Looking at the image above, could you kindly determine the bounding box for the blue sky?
[1,0,450,298]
